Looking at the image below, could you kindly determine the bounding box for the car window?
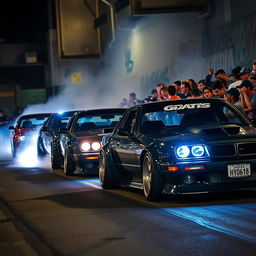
[141,101,249,130]
[45,115,55,129]
[18,115,50,129]
[119,110,138,135]
[74,113,123,132]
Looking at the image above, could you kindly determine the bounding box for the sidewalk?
[0,202,37,256]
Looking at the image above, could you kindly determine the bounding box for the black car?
[37,111,78,168]
[99,98,256,201]
[62,108,126,176]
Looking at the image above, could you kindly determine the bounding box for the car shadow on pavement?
[33,190,144,209]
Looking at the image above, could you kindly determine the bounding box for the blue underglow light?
[191,145,204,157]
[176,146,190,158]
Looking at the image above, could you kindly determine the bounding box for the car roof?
[77,108,127,115]
[135,98,226,110]
[18,113,51,119]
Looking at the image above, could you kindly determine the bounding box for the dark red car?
[9,113,51,157]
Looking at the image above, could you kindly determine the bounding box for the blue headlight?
[191,145,204,157]
[176,146,190,158]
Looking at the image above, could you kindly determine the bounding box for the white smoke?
[21,13,204,116]
[1,13,205,166]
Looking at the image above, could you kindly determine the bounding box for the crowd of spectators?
[120,60,256,119]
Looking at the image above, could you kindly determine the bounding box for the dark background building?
[0,0,256,116]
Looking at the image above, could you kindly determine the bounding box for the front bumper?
[74,152,100,174]
[160,159,256,194]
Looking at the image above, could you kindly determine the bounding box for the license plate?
[227,163,251,178]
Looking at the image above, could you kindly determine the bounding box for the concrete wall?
[202,0,256,72]
[51,0,256,100]
[107,12,203,97]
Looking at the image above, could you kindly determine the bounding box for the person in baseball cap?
[228,66,242,89]
[239,66,251,80]
[237,79,254,90]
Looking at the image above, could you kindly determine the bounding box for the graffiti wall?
[202,12,256,72]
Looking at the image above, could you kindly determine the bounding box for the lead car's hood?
[155,124,256,145]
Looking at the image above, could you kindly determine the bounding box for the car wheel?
[99,150,120,189]
[142,152,163,201]
[51,143,62,169]
[64,149,75,176]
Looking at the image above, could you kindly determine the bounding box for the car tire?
[99,150,120,189]
[142,152,163,201]
[64,149,75,176]
[51,143,62,169]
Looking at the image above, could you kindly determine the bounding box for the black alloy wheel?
[142,152,163,201]
[64,149,75,176]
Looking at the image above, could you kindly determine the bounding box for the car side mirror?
[117,128,130,136]
[8,126,15,130]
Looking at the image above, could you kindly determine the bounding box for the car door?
[112,108,141,177]
[41,115,55,154]
[59,113,78,156]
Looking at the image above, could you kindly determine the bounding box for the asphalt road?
[0,158,256,256]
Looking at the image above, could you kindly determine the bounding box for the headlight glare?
[176,146,190,158]
[191,145,204,157]
[81,142,90,151]
[91,142,101,151]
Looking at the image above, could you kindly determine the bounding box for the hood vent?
[202,126,241,136]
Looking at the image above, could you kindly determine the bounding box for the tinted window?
[120,110,137,134]
[74,113,123,132]
[141,101,249,129]
[18,115,50,129]
[46,112,76,130]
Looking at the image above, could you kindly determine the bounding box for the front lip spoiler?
[74,152,100,157]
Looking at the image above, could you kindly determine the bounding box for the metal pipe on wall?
[100,0,116,48]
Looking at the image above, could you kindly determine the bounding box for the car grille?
[238,143,256,156]
[210,144,236,157]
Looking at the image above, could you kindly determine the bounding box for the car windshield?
[74,113,123,132]
[18,115,50,129]
[54,113,75,129]
[141,101,250,132]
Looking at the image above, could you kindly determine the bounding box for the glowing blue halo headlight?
[191,145,204,157]
[176,146,190,158]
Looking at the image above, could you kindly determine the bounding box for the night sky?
[0,0,48,43]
